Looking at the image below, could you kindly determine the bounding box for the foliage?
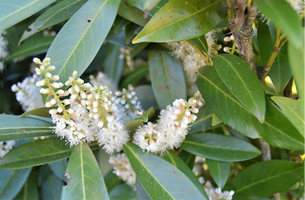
[0,0,304,199]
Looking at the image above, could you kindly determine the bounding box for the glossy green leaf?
[197,66,304,149]
[257,19,274,66]
[42,173,64,200]
[133,0,226,43]
[178,150,195,169]
[35,0,88,30]
[212,54,266,122]
[113,16,131,34]
[61,143,109,200]
[226,160,304,199]
[46,0,120,84]
[163,151,209,199]
[0,114,53,141]
[124,142,207,199]
[7,36,55,61]
[271,96,304,136]
[118,1,149,27]
[148,51,186,109]
[181,133,261,162]
[49,160,68,182]
[125,23,138,44]
[121,66,149,89]
[14,171,38,200]
[0,0,55,30]
[20,107,54,117]
[206,159,230,189]
[143,0,161,10]
[254,0,302,48]
[0,138,99,169]
[104,43,124,85]
[136,179,152,200]
[269,43,292,94]
[126,107,155,132]
[109,183,137,200]
[135,85,159,110]
[0,168,32,200]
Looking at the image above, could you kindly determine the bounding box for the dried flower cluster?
[0,30,8,71]
[133,98,198,154]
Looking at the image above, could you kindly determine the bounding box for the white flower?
[204,181,234,200]
[109,153,136,187]
[0,140,16,158]
[90,71,117,92]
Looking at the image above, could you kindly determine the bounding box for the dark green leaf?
[135,85,159,110]
[181,133,261,162]
[104,43,124,85]
[131,43,149,58]
[178,150,195,169]
[61,143,109,200]
[197,66,304,149]
[14,170,38,200]
[0,138,100,169]
[0,0,55,30]
[257,19,274,66]
[7,36,55,61]
[118,1,149,27]
[0,114,53,141]
[225,160,304,199]
[0,168,32,200]
[212,54,266,122]
[206,159,230,189]
[124,142,207,199]
[126,107,155,132]
[48,160,68,182]
[269,43,292,94]
[104,171,122,192]
[133,0,226,43]
[113,16,131,34]
[121,66,149,89]
[125,23,138,44]
[42,173,63,200]
[254,0,303,48]
[163,151,209,199]
[271,96,304,136]
[189,36,209,58]
[46,0,120,84]
[20,107,54,117]
[148,51,186,109]
[109,183,137,200]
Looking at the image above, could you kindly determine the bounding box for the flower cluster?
[114,84,143,124]
[11,74,45,112]
[109,153,136,187]
[34,57,129,154]
[120,47,133,70]
[0,30,9,72]
[89,71,117,92]
[0,140,16,158]
[133,99,198,154]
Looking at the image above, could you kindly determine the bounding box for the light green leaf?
[211,113,222,126]
[136,179,152,200]
[148,51,186,109]
[0,138,99,169]
[7,36,55,61]
[212,54,266,122]
[197,66,304,150]
[181,133,261,162]
[125,107,155,132]
[104,43,124,85]
[118,1,149,27]
[163,151,209,199]
[124,142,207,200]
[46,0,120,84]
[133,0,226,43]
[271,96,304,136]
[225,160,304,199]
[254,0,303,48]
[0,0,55,30]
[13,171,38,200]
[0,114,53,141]
[206,159,230,189]
[0,168,32,200]
[143,0,161,11]
[61,143,109,200]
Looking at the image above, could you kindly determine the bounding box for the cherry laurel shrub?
[0,0,304,199]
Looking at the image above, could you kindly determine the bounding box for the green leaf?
[113,16,131,34]
[121,66,149,89]
[181,133,261,162]
[206,159,230,189]
[124,142,207,200]
[20,107,54,117]
[14,171,38,200]
[0,114,53,141]
[133,0,226,43]
[211,113,222,126]
[148,51,186,109]
[118,1,149,27]
[136,179,152,200]
[126,107,155,132]
[178,150,195,169]
[189,36,209,58]
[104,43,124,85]
[104,171,121,192]
[212,54,266,122]
[42,173,64,200]
[269,43,292,94]
[135,85,159,110]
[257,19,274,66]
[0,0,55,30]
[125,23,138,44]
[0,138,99,169]
[163,151,209,199]
[254,0,303,48]
[271,96,304,136]
[46,0,120,84]
[35,0,88,30]
[225,160,304,200]
[61,143,109,200]
[197,66,304,150]
[143,0,161,11]
[0,168,32,200]
[109,183,137,200]
[49,160,68,182]
[6,36,55,61]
